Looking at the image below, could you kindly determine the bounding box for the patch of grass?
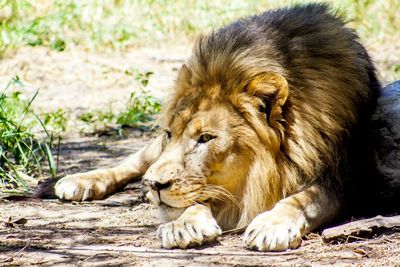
[0,76,63,194]
[78,69,161,133]
[117,69,160,125]
[42,108,68,133]
[1,0,399,56]
[1,0,398,80]
[115,90,161,126]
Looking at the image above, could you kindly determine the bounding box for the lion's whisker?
[199,185,240,209]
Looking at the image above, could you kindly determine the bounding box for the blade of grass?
[44,143,56,177]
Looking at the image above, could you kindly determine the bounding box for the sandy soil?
[1,168,400,266]
[0,44,190,127]
[1,132,399,266]
[0,43,400,266]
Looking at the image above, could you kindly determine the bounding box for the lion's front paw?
[243,211,302,252]
[55,174,111,201]
[156,210,222,249]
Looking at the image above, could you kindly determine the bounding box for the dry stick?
[58,244,301,256]
[83,253,113,262]
[1,239,31,263]
[322,215,400,243]
[222,226,246,235]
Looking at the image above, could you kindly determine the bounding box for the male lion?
[54,4,380,251]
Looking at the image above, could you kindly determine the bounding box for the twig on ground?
[83,252,113,261]
[1,239,31,263]
[322,215,400,243]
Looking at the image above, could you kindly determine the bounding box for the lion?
[54,4,380,251]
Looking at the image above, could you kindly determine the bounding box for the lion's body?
[161,3,379,228]
[55,4,380,251]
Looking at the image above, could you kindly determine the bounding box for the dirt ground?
[1,42,400,266]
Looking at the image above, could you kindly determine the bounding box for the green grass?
[0,77,62,194]
[78,69,161,133]
[1,0,399,80]
[1,0,399,55]
[117,69,161,126]
[1,71,158,192]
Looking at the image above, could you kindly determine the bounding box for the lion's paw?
[55,174,110,201]
[157,213,222,249]
[243,211,302,251]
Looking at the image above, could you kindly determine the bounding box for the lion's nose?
[152,181,172,191]
[149,181,172,192]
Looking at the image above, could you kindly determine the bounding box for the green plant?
[116,90,161,126]
[117,69,160,125]
[77,105,117,132]
[42,108,68,132]
[0,76,61,194]
[78,69,161,132]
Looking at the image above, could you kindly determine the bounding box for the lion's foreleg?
[55,135,164,201]
[243,184,341,251]
[157,204,222,249]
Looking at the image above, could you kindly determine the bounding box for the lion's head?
[142,37,300,230]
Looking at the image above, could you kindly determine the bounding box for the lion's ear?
[246,72,288,122]
[176,64,192,86]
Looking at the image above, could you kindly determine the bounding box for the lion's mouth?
[143,188,183,208]
[141,183,165,206]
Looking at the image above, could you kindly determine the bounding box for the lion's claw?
[55,174,109,201]
[157,205,222,249]
[243,211,302,251]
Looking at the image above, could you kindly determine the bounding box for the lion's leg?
[55,135,164,201]
[156,204,222,249]
[243,184,341,251]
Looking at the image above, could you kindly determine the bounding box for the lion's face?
[143,98,256,223]
[142,61,291,228]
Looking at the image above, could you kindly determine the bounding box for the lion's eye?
[165,130,171,141]
[198,134,215,144]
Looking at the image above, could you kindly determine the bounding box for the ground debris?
[322,215,400,243]
[3,216,28,228]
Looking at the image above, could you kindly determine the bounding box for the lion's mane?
[161,4,380,228]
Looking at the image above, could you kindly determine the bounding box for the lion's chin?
[157,203,186,223]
